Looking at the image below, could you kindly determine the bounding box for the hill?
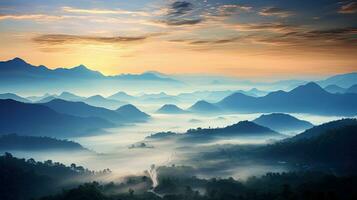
[323,84,346,94]
[108,91,136,101]
[147,121,281,142]
[84,95,126,109]
[42,99,124,124]
[186,121,280,137]
[261,124,357,173]
[156,104,187,114]
[318,72,357,88]
[217,82,357,116]
[0,134,87,151]
[253,113,313,132]
[0,99,114,137]
[115,104,150,122]
[289,118,357,141]
[188,100,220,113]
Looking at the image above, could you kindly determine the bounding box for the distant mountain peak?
[290,82,326,94]
[116,104,149,120]
[157,104,186,114]
[11,57,27,63]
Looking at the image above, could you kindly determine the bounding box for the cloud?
[252,27,357,48]
[167,1,194,16]
[155,18,203,26]
[216,4,252,16]
[233,22,299,33]
[338,2,357,14]
[32,34,149,45]
[154,1,203,26]
[259,7,294,18]
[170,36,240,45]
[62,6,150,17]
[0,14,67,21]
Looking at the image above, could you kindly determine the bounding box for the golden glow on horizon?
[1,33,356,78]
[0,0,356,78]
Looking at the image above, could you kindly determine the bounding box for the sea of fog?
[9,113,344,180]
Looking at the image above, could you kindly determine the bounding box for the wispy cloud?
[338,2,357,14]
[259,7,294,18]
[0,14,68,21]
[62,6,151,17]
[251,27,357,48]
[216,4,252,17]
[154,18,202,26]
[233,22,299,33]
[170,36,240,46]
[32,34,150,45]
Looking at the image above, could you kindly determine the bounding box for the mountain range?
[0,57,182,94]
[215,82,357,116]
[0,57,180,82]
[0,98,150,137]
[0,99,114,137]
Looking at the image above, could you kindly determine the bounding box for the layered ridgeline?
[259,119,357,173]
[0,57,181,93]
[0,99,149,137]
[147,121,282,142]
[0,134,87,151]
[0,93,31,103]
[36,92,126,110]
[42,99,149,123]
[0,99,113,137]
[45,99,149,123]
[323,84,357,94]
[200,118,357,174]
[215,82,357,116]
[253,113,314,132]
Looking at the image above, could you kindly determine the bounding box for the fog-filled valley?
[1,57,357,200]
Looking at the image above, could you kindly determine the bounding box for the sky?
[0,0,357,78]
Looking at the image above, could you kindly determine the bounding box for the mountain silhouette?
[188,100,220,113]
[84,95,126,109]
[115,104,150,122]
[289,118,357,141]
[157,104,187,114]
[217,82,357,116]
[0,58,182,93]
[324,84,346,94]
[0,93,31,103]
[42,99,124,124]
[253,113,313,132]
[0,57,103,79]
[148,121,281,141]
[0,99,113,137]
[261,123,357,173]
[186,121,281,137]
[318,72,357,88]
[108,91,136,101]
[57,92,84,101]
